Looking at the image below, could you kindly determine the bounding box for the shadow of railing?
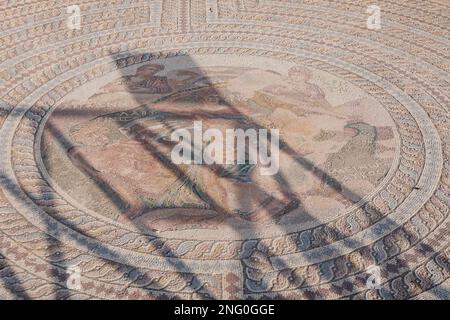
[67,53,370,298]
[1,52,445,300]
[35,53,402,299]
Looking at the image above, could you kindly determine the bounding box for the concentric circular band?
[0,0,449,300]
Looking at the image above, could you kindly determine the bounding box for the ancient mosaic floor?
[0,0,449,300]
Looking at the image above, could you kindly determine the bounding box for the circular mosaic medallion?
[0,0,449,300]
[40,55,398,235]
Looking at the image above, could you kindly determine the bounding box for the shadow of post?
[0,253,31,300]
